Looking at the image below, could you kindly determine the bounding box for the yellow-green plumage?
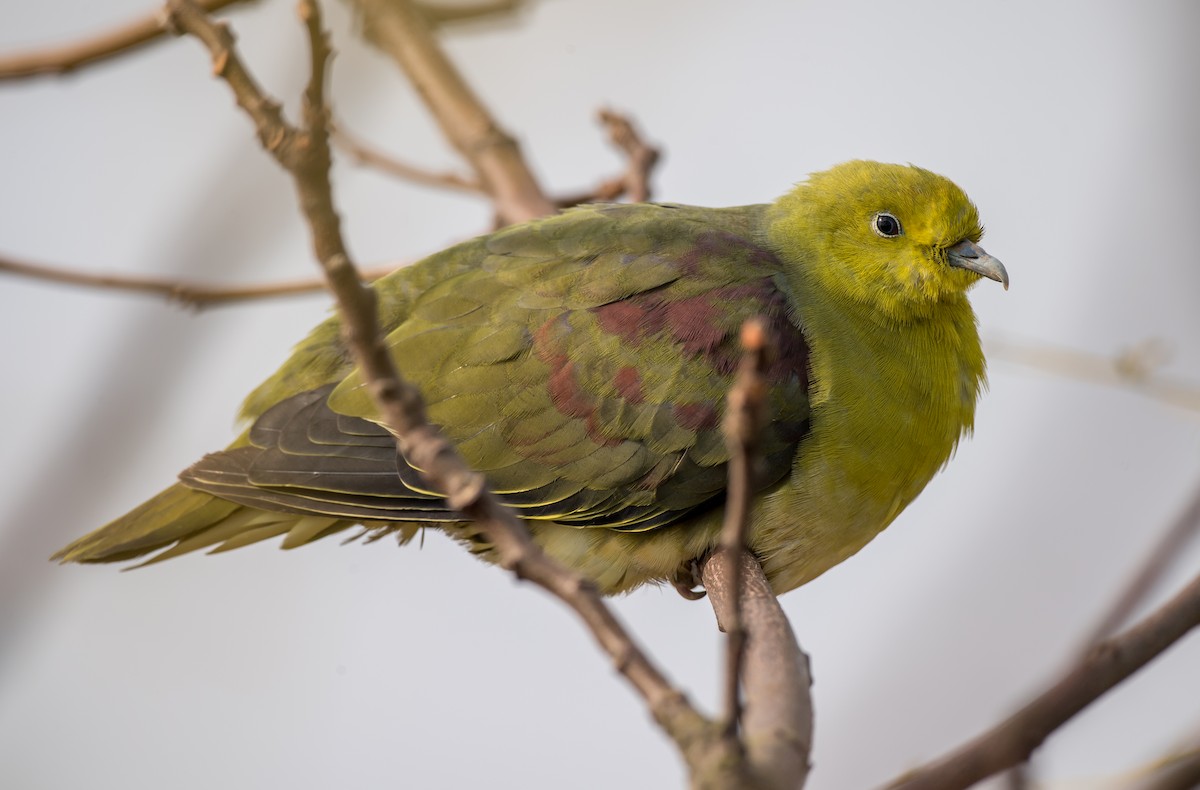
[54,161,1007,595]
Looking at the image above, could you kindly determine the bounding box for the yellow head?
[767,160,1007,320]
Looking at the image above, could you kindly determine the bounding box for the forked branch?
[163,0,725,776]
[0,0,256,80]
[347,0,554,224]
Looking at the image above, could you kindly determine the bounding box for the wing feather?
[182,203,811,535]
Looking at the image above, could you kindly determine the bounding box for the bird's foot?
[670,558,707,600]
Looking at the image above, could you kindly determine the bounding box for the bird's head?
[767,160,1007,321]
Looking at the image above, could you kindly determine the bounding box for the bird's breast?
[753,300,984,593]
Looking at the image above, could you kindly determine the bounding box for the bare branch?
[0,251,400,308]
[332,124,485,194]
[1130,730,1200,790]
[885,567,1200,790]
[0,0,254,80]
[704,552,814,790]
[598,107,660,203]
[165,0,716,768]
[348,0,555,225]
[988,334,1200,414]
[555,108,662,208]
[413,0,526,26]
[1003,764,1031,790]
[716,319,771,738]
[1083,481,1200,646]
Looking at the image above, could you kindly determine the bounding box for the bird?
[54,160,1008,596]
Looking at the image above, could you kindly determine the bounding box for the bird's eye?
[873,212,902,238]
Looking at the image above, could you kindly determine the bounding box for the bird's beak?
[947,239,1009,290]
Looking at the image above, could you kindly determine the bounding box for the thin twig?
[885,567,1200,790]
[717,319,771,739]
[1083,481,1200,646]
[598,107,660,203]
[555,108,662,207]
[0,251,400,308]
[988,334,1200,414]
[349,0,554,225]
[332,124,485,194]
[165,0,718,769]
[0,0,254,80]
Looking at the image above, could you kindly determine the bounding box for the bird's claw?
[671,559,707,600]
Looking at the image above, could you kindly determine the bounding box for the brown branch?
[1003,764,1031,790]
[885,567,1200,790]
[703,319,813,790]
[332,124,485,194]
[165,0,720,773]
[555,108,662,208]
[1132,733,1200,790]
[348,0,555,225]
[0,0,254,80]
[413,0,526,26]
[988,334,1200,414]
[0,251,401,307]
[704,552,814,790]
[716,319,771,739]
[1083,480,1200,646]
[598,107,660,203]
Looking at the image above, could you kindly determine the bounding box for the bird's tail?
[52,484,347,567]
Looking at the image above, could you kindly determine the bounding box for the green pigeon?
[54,160,1007,595]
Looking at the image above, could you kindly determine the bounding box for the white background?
[1,1,1198,788]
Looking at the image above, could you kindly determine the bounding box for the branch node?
[161,7,184,37]
[498,544,533,576]
[611,642,634,674]
[444,471,487,512]
[211,45,230,75]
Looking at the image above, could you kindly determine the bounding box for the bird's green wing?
[184,203,811,533]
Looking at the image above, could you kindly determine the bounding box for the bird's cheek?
[893,260,933,299]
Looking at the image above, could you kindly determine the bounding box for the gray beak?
[947,239,1009,290]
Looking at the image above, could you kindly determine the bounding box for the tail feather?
[52,484,239,564]
[279,515,346,549]
[54,483,359,567]
[207,521,294,554]
[127,508,314,569]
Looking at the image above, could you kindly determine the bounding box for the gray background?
[1,1,1198,788]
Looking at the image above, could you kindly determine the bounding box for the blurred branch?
[332,123,485,194]
[413,0,526,26]
[1083,480,1200,646]
[555,108,662,207]
[349,0,554,225]
[599,107,660,203]
[164,0,735,779]
[988,334,1200,414]
[1003,764,1031,790]
[0,251,400,308]
[335,106,661,208]
[885,567,1200,790]
[1131,732,1200,790]
[0,0,255,80]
